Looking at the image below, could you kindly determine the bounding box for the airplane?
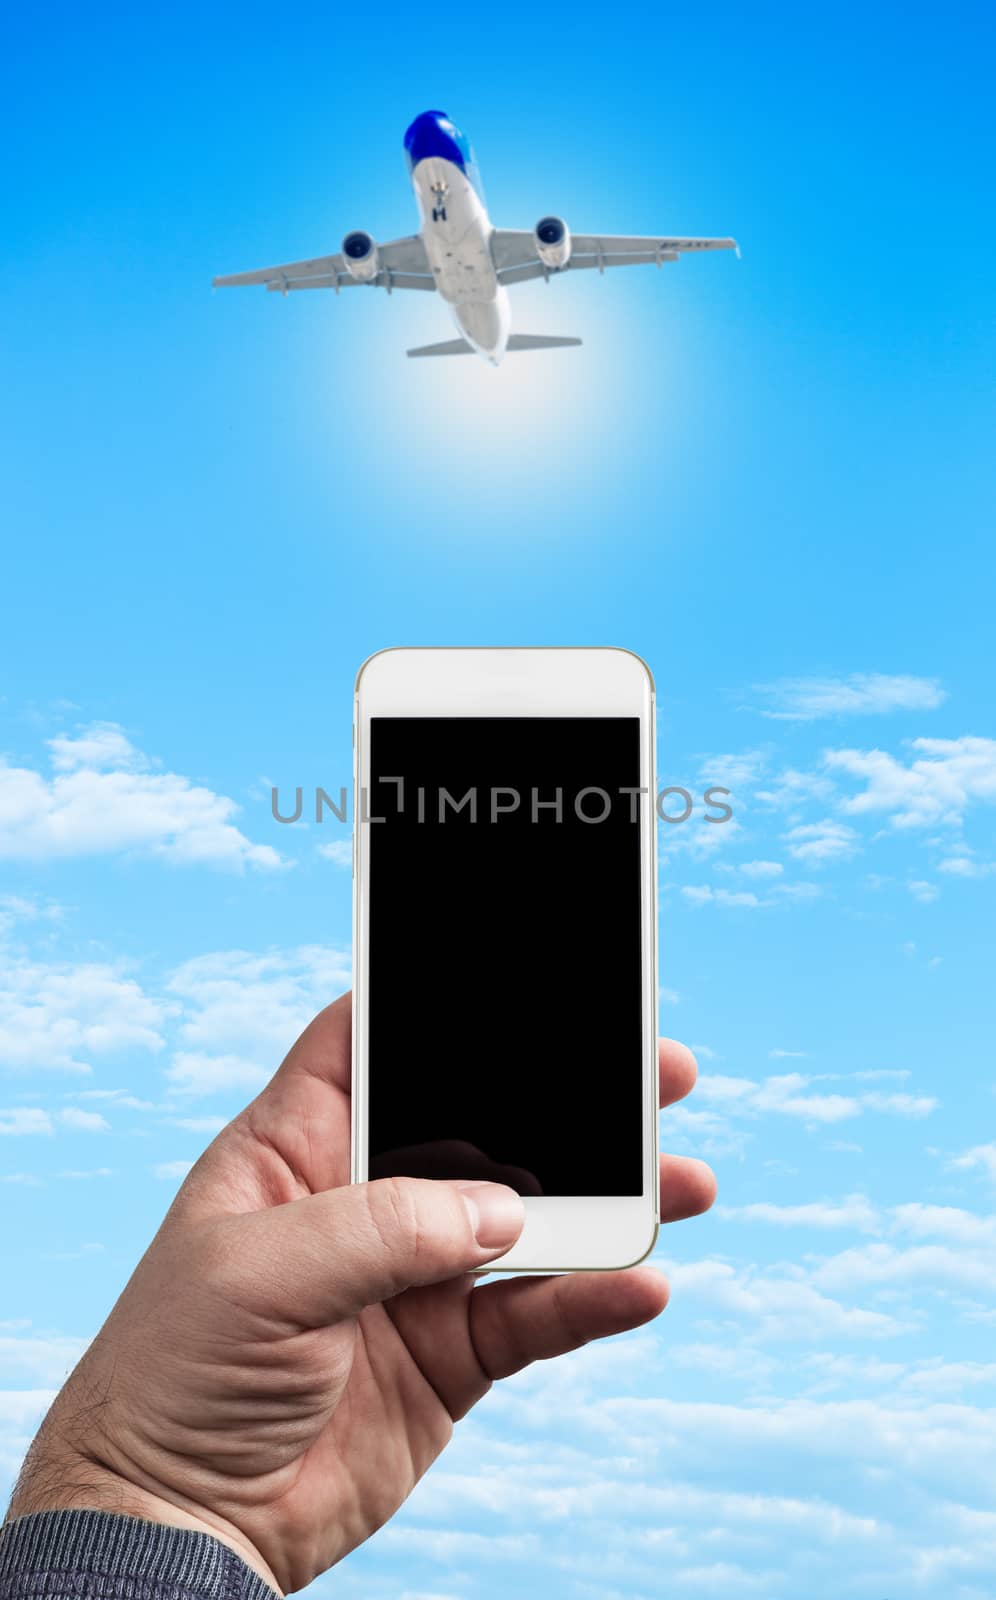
[213,109,737,367]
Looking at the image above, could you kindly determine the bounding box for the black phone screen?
[366,716,645,1197]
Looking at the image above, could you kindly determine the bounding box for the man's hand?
[8,996,715,1595]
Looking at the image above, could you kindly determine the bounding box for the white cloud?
[67,1089,157,1109]
[327,1263,996,1600]
[58,1168,113,1179]
[739,860,783,878]
[0,942,353,1110]
[153,1160,194,1180]
[382,1393,976,1600]
[899,1361,996,1396]
[860,1091,937,1118]
[318,839,353,868]
[951,1143,996,1182]
[0,959,168,1073]
[908,879,939,903]
[591,1393,996,1501]
[717,1195,880,1233]
[769,1048,807,1059]
[0,895,64,940]
[663,1258,906,1340]
[800,1203,996,1303]
[696,1072,861,1124]
[782,819,858,864]
[770,880,823,901]
[681,886,761,908]
[695,751,768,790]
[397,1594,468,1600]
[415,1464,878,1545]
[852,1068,911,1081]
[938,852,996,878]
[796,1352,908,1393]
[659,816,745,861]
[164,945,351,1098]
[0,1328,88,1385]
[48,723,148,773]
[693,1072,936,1130]
[890,1203,996,1246]
[692,1076,763,1107]
[664,1563,773,1593]
[378,1528,539,1565]
[59,1107,109,1133]
[664,1102,751,1161]
[797,1352,996,1399]
[0,1390,59,1426]
[0,1386,70,1489]
[165,1052,269,1096]
[754,673,946,721]
[827,736,996,829]
[712,1199,996,1273]
[0,722,284,871]
[812,1241,995,1298]
[0,1109,53,1136]
[668,1342,778,1382]
[755,768,836,811]
[398,1593,469,1600]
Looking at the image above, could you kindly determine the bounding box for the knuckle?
[365,1176,425,1262]
[551,1277,589,1352]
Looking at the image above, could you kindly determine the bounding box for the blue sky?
[2,0,996,1593]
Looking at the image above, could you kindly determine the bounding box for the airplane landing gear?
[430,180,449,223]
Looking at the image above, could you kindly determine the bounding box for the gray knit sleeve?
[0,1511,281,1600]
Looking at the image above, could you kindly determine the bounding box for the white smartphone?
[352,647,659,1273]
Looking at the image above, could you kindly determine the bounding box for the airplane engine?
[341,231,380,281]
[534,216,572,269]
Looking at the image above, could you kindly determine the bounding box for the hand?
[9,995,715,1594]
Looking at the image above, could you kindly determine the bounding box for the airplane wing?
[491,230,737,285]
[212,235,435,293]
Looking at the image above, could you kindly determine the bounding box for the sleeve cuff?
[0,1510,280,1600]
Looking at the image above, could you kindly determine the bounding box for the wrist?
[8,1435,283,1596]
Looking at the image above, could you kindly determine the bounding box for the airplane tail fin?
[506,334,582,352]
[406,334,583,358]
[407,338,475,358]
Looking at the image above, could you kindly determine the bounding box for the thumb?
[232,1177,525,1326]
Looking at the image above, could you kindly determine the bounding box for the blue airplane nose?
[403,109,470,173]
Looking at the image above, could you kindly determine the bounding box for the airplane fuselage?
[411,159,510,363]
[405,112,510,364]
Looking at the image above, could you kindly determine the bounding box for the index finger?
[659,1037,698,1108]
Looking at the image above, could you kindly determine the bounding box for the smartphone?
[352,647,659,1272]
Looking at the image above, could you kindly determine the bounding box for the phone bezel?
[352,646,659,1272]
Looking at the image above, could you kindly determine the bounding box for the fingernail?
[456,1182,525,1249]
